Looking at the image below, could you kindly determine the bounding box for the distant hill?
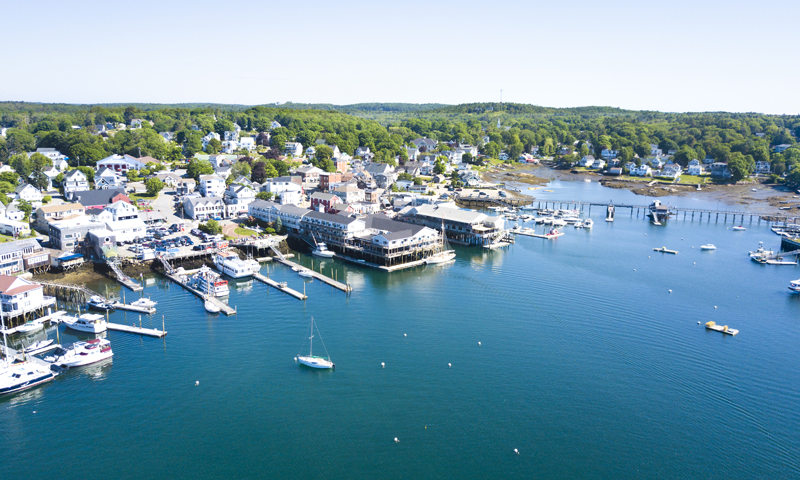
[279,102,449,113]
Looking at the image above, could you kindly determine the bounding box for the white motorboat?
[581,219,593,229]
[204,299,221,313]
[61,313,107,334]
[87,295,115,312]
[214,251,260,279]
[425,218,456,265]
[0,358,56,396]
[700,244,717,250]
[298,269,314,278]
[130,297,157,309]
[750,242,774,258]
[789,279,800,292]
[296,317,334,369]
[187,265,229,297]
[45,339,113,368]
[15,321,43,334]
[311,242,335,258]
[23,339,54,356]
[732,226,746,231]
[552,218,567,227]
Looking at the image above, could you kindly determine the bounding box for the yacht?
[187,265,230,297]
[87,295,115,312]
[130,297,157,309]
[61,313,107,334]
[732,226,746,231]
[749,242,774,258]
[16,321,43,334]
[0,358,56,396]
[213,251,260,279]
[789,279,800,292]
[45,339,113,368]
[700,244,717,250]
[312,242,335,258]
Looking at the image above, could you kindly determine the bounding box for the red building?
[309,192,341,213]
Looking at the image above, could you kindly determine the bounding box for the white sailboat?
[425,218,456,265]
[295,317,334,369]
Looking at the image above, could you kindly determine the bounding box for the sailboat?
[295,317,334,369]
[425,218,456,265]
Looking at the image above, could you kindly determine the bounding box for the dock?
[110,301,156,315]
[513,229,564,239]
[252,272,308,300]
[705,321,738,336]
[107,322,167,338]
[0,310,66,335]
[108,261,144,292]
[274,258,352,292]
[164,272,237,316]
[653,247,678,254]
[1,345,59,370]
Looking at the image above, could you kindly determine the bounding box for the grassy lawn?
[675,175,709,185]
[234,226,256,236]
[129,192,159,202]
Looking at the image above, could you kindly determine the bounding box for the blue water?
[2,180,799,479]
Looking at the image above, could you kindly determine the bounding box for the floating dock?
[514,229,564,239]
[653,247,678,254]
[274,258,351,292]
[252,272,308,300]
[110,301,156,315]
[0,311,66,335]
[107,322,167,338]
[1,345,58,370]
[163,272,237,316]
[705,321,738,336]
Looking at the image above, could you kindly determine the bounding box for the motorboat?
[732,226,746,231]
[187,265,229,297]
[23,340,55,356]
[204,299,221,313]
[130,297,157,309]
[15,321,43,334]
[87,295,115,312]
[700,244,717,250]
[581,219,594,228]
[296,317,334,369]
[789,279,800,292]
[61,313,107,334]
[552,218,567,227]
[750,242,774,258]
[214,251,260,279]
[44,339,113,368]
[311,242,335,259]
[0,358,57,396]
[298,269,314,278]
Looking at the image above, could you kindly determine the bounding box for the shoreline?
[483,163,798,216]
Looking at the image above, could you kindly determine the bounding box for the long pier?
[274,258,352,292]
[252,272,307,300]
[107,322,167,338]
[531,199,797,223]
[110,301,156,315]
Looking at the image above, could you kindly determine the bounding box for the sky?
[3,0,799,114]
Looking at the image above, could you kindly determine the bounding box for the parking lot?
[118,223,226,259]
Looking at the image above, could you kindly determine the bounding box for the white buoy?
[195,381,199,386]
[294,357,297,362]
[448,363,452,367]
[714,306,717,309]
[698,321,701,324]
[514,448,519,454]
[669,289,672,293]
[693,262,696,265]
[33,411,36,414]
[394,437,399,443]
[633,269,636,271]
[404,333,407,337]
[478,342,481,345]
[381,362,385,368]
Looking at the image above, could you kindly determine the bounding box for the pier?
[162,271,237,315]
[274,258,352,292]
[107,322,167,338]
[252,272,308,300]
[1,345,59,370]
[110,301,156,315]
[108,261,143,291]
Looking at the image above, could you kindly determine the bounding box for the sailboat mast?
[309,318,314,356]
[1,316,7,368]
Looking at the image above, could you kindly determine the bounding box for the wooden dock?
[274,258,352,292]
[2,345,59,370]
[653,247,678,254]
[107,322,167,338]
[163,272,237,316]
[110,301,156,315]
[0,310,66,335]
[252,272,308,300]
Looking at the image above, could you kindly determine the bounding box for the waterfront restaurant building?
[397,203,504,246]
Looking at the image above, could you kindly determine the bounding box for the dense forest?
[1,102,799,183]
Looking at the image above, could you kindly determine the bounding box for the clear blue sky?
[4,0,798,114]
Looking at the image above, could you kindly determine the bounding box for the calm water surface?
[2,180,799,479]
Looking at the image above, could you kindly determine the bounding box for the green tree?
[230,161,251,180]
[256,191,275,201]
[76,166,95,183]
[206,138,221,154]
[187,159,214,180]
[0,182,14,194]
[727,152,751,182]
[273,217,282,233]
[9,154,33,178]
[42,195,52,204]
[0,172,18,185]
[199,219,222,235]
[18,199,32,221]
[145,177,164,195]
[315,145,334,163]
[433,159,447,175]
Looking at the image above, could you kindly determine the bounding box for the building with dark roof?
[71,188,131,210]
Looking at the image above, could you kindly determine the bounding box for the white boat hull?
[62,318,107,334]
[312,250,335,258]
[297,355,334,369]
[204,300,221,313]
[425,251,456,264]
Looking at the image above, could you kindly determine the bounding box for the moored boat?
[733,226,746,231]
[187,265,229,297]
[15,321,43,334]
[296,317,334,369]
[789,279,800,292]
[214,251,260,279]
[44,338,113,368]
[204,299,221,313]
[61,313,107,334]
[23,339,54,356]
[700,244,716,250]
[87,295,115,312]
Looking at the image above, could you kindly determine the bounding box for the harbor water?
[2,180,799,479]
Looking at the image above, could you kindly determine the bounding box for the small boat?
[298,269,314,278]
[87,295,115,312]
[61,313,108,334]
[130,297,157,309]
[789,279,800,292]
[296,317,334,369]
[311,242,335,259]
[204,298,221,313]
[23,339,54,355]
[700,244,716,250]
[187,265,229,297]
[15,321,43,334]
[732,226,746,231]
[45,339,113,367]
[752,188,758,192]
[705,321,738,336]
[545,228,564,238]
[749,242,774,258]
[214,251,260,279]
[582,219,593,228]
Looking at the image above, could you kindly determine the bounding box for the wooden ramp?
[252,272,307,300]
[274,258,351,292]
[107,323,167,338]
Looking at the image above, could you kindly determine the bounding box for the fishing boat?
[295,317,334,369]
[789,279,800,292]
[311,242,335,259]
[187,265,229,297]
[749,242,774,258]
[425,218,456,264]
[15,321,43,334]
[130,297,157,309]
[700,244,716,250]
[61,313,107,334]
[213,251,260,279]
[732,226,746,231]
[44,338,113,368]
[87,295,115,312]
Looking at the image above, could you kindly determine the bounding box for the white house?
[591,159,606,169]
[633,165,652,176]
[183,197,225,220]
[661,164,682,179]
[202,132,221,148]
[411,137,438,151]
[224,130,238,142]
[579,155,595,167]
[159,132,174,142]
[755,161,771,174]
[624,162,637,172]
[264,177,303,205]
[99,200,140,222]
[687,164,703,176]
[223,184,256,216]
[0,274,55,318]
[63,169,89,196]
[14,184,43,203]
[96,154,147,173]
[199,175,225,198]
[600,149,618,160]
[95,167,126,190]
[332,184,365,204]
[284,142,304,157]
[238,137,256,152]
